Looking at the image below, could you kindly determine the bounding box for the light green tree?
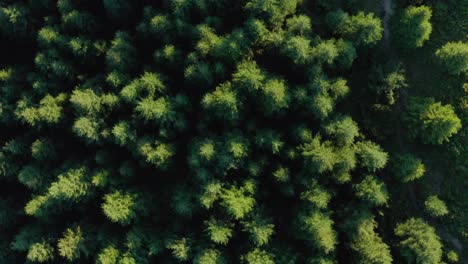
[425,195,449,217]
[393,6,432,49]
[436,41,468,75]
[102,191,138,225]
[405,97,462,144]
[395,218,442,264]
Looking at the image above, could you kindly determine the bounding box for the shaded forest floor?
[365,0,466,260]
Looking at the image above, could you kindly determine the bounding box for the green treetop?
[241,214,275,246]
[344,209,392,264]
[57,226,89,261]
[392,154,425,182]
[260,78,290,115]
[106,31,137,73]
[220,181,256,220]
[393,6,432,50]
[232,60,265,92]
[356,141,388,172]
[27,241,54,263]
[245,0,300,29]
[300,181,332,209]
[202,82,241,121]
[394,218,442,264]
[102,191,138,225]
[328,11,383,47]
[324,115,359,146]
[0,4,29,39]
[205,218,234,245]
[424,195,449,217]
[353,175,388,207]
[15,93,67,128]
[435,41,468,75]
[300,135,337,173]
[286,15,312,36]
[194,248,226,264]
[166,237,191,261]
[298,210,337,254]
[405,97,462,145]
[282,36,312,65]
[241,248,275,264]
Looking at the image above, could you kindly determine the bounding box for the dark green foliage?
[328,10,383,47]
[370,65,407,105]
[31,138,56,161]
[245,0,300,29]
[0,4,29,39]
[0,1,464,263]
[393,6,432,50]
[106,31,137,72]
[103,0,132,20]
[392,154,425,182]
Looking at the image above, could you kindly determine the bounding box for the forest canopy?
[0,0,466,263]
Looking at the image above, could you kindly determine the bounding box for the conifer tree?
[424,195,449,217]
[405,97,462,145]
[393,6,432,50]
[395,218,443,264]
[436,41,468,75]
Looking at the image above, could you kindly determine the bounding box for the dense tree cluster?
[0,0,464,263]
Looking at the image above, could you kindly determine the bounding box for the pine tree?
[241,248,275,264]
[202,82,241,120]
[205,218,234,245]
[405,97,462,145]
[393,6,432,50]
[395,218,442,264]
[57,226,89,261]
[424,195,449,217]
[220,181,256,220]
[356,141,388,172]
[300,135,337,173]
[436,41,468,75]
[102,191,138,225]
[392,154,425,182]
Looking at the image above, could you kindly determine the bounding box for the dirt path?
[382,0,393,49]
